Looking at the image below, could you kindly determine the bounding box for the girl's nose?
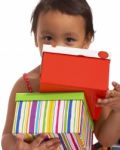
[51,41,57,47]
[51,40,64,47]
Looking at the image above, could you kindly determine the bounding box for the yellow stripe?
[77,101,81,132]
[27,102,32,133]
[75,133,84,150]
[24,101,30,133]
[47,101,55,132]
[81,106,85,141]
[76,101,80,132]
[49,101,55,132]
[46,101,51,132]
[83,106,87,141]
[13,102,19,133]
[22,102,26,133]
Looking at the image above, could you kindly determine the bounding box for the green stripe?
[64,101,69,132]
[81,97,94,130]
[42,101,48,132]
[62,133,72,149]
[16,92,85,101]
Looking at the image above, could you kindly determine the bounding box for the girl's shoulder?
[26,65,41,92]
[12,65,41,94]
[3,66,41,134]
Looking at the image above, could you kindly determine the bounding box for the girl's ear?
[83,32,93,49]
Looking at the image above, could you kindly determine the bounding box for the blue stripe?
[16,101,22,133]
[35,101,41,133]
[58,134,67,150]
[67,100,72,132]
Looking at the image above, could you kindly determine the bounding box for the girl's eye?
[66,37,76,43]
[43,35,53,44]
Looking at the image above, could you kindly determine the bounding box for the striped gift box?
[12,92,94,150]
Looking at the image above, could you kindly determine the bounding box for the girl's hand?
[97,81,120,112]
[14,134,60,150]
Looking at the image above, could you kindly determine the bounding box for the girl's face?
[35,10,91,53]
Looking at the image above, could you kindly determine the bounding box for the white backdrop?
[0,0,120,149]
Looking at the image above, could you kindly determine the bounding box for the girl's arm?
[1,77,60,150]
[2,134,17,150]
[94,107,120,146]
[1,77,23,150]
[94,82,120,147]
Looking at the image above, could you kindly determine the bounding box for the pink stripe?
[72,133,82,149]
[66,134,75,149]
[55,101,60,133]
[70,133,79,150]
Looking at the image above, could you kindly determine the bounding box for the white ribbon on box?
[42,44,110,60]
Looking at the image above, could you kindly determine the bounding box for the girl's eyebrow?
[40,31,79,38]
[64,32,79,37]
[40,30,53,35]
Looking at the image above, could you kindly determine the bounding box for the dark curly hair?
[31,0,95,38]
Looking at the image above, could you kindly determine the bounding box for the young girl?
[1,0,120,149]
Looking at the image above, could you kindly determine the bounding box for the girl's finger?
[16,133,25,141]
[40,143,60,150]
[97,100,113,108]
[97,98,111,104]
[15,138,29,150]
[106,90,120,98]
[48,143,60,150]
[98,97,120,106]
[112,81,120,91]
[31,134,48,147]
[40,138,60,149]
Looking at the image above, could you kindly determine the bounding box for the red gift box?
[40,45,110,120]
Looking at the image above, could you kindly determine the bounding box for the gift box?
[12,92,93,150]
[40,45,110,120]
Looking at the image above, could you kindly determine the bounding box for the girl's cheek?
[39,43,43,50]
[39,49,42,57]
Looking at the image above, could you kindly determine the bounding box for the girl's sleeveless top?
[23,73,33,93]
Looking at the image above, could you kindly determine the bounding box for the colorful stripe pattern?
[12,92,93,150]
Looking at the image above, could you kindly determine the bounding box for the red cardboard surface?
[40,46,110,120]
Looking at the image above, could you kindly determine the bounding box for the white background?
[0,0,120,149]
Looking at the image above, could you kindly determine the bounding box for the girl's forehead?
[38,10,85,23]
[37,10,86,34]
